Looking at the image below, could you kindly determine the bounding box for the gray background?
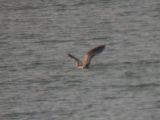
[0,0,160,120]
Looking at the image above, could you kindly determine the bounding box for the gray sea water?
[0,0,160,120]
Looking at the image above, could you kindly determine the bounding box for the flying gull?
[68,45,105,69]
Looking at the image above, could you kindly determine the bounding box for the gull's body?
[68,45,105,69]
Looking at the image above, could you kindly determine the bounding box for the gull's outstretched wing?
[82,45,105,68]
[68,53,81,63]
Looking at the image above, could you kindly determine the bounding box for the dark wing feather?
[68,53,81,63]
[82,45,105,68]
[87,45,105,57]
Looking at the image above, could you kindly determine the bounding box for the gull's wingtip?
[99,44,106,48]
[94,44,106,50]
[68,53,72,58]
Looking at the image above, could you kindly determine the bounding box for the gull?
[68,45,105,69]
